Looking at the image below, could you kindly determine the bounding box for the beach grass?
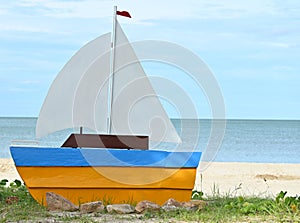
[143,192,300,223]
[1,179,300,223]
[0,180,49,222]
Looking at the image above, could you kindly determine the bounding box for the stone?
[182,200,207,211]
[106,204,135,214]
[46,192,79,211]
[80,201,105,214]
[163,198,182,207]
[135,200,161,213]
[162,205,179,212]
[162,198,183,211]
[6,196,19,204]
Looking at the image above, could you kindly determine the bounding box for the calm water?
[0,117,299,163]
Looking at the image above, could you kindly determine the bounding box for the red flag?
[116,10,131,18]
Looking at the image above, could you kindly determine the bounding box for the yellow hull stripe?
[16,166,197,205]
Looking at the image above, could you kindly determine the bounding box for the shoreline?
[1,158,299,198]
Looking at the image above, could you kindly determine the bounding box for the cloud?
[0,23,52,33]
[6,80,40,94]
[115,0,280,21]
[21,80,40,84]
[259,41,290,48]
[2,0,112,18]
[0,0,287,22]
[8,87,32,92]
[220,63,298,81]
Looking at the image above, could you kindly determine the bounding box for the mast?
[107,6,117,134]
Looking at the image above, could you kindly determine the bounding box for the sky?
[0,0,299,119]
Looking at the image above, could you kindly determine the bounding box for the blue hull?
[10,146,201,168]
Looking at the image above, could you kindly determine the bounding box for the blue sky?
[0,0,299,119]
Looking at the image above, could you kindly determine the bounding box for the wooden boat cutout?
[10,6,201,206]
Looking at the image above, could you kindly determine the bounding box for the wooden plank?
[16,166,197,189]
[61,134,149,150]
[27,187,193,206]
[10,147,202,167]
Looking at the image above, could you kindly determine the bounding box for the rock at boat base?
[106,204,135,214]
[182,200,207,211]
[80,201,105,214]
[162,198,182,211]
[161,198,207,211]
[135,200,161,213]
[46,192,79,211]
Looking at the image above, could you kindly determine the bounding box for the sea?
[0,117,299,163]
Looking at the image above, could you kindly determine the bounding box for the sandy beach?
[196,162,300,198]
[1,158,299,198]
[0,158,22,182]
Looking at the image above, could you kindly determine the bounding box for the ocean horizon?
[1,117,299,164]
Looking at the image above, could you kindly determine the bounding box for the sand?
[0,158,22,182]
[1,158,299,198]
[196,162,300,198]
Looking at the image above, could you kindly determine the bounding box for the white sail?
[109,21,181,143]
[36,20,181,143]
[36,33,111,138]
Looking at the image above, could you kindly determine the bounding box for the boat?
[10,6,201,206]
